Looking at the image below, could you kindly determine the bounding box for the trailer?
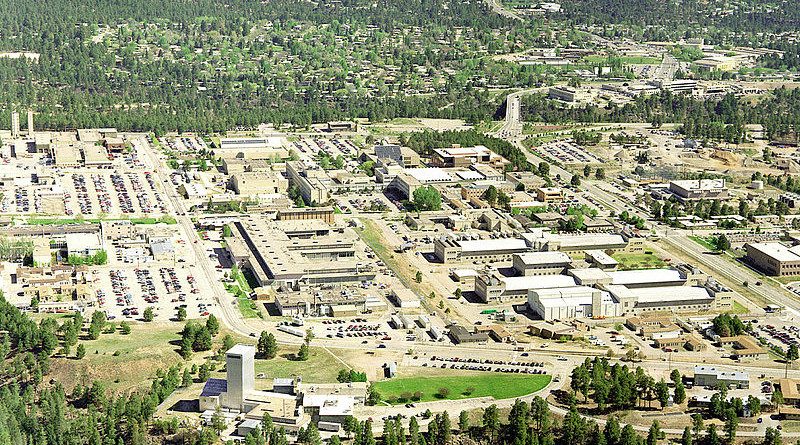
[417,315,431,329]
[390,315,402,329]
[430,326,443,341]
[278,325,305,337]
[399,314,412,329]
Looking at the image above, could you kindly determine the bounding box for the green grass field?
[688,235,717,251]
[612,253,668,270]
[250,346,342,383]
[374,373,551,404]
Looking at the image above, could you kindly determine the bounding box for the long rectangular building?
[434,236,531,263]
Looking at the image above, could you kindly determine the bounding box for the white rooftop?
[694,365,748,380]
[501,274,578,292]
[457,238,529,254]
[635,286,713,303]
[607,269,684,286]
[533,286,616,307]
[403,168,454,183]
[747,242,800,263]
[515,251,572,265]
[584,249,618,266]
[227,344,256,357]
[671,179,727,191]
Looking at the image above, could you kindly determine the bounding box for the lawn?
[373,373,551,404]
[237,295,260,318]
[730,301,749,314]
[612,253,668,270]
[250,346,342,384]
[688,235,717,251]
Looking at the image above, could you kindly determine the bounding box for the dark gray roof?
[200,378,227,397]
[375,145,402,161]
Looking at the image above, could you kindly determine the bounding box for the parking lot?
[61,171,168,217]
[532,140,605,165]
[95,264,211,322]
[407,354,550,376]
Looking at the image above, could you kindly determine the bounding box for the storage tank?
[750,180,764,190]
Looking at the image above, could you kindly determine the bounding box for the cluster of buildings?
[437,227,734,318]
[200,344,367,436]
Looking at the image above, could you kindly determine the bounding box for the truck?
[291,317,305,327]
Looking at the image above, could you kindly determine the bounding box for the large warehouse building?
[669,179,729,202]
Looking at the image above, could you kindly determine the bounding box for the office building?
[431,145,509,169]
[744,242,800,276]
[434,235,531,263]
[535,187,564,203]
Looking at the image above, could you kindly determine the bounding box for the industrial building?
[524,266,734,320]
[522,230,644,254]
[231,170,289,195]
[512,251,573,276]
[693,366,749,389]
[528,286,619,320]
[475,273,578,303]
[434,235,531,263]
[669,179,729,202]
[744,242,800,276]
[226,216,376,290]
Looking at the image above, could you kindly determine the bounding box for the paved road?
[483,0,522,21]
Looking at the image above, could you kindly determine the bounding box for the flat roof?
[584,249,618,266]
[671,179,727,191]
[501,275,577,292]
[607,269,684,286]
[457,238,529,254]
[227,343,255,357]
[694,365,748,380]
[514,251,572,266]
[634,286,713,303]
[746,242,800,263]
[569,268,612,282]
[533,286,616,307]
[455,170,483,181]
[403,168,454,183]
[527,232,627,248]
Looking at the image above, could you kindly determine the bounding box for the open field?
[612,253,668,270]
[48,322,184,392]
[250,346,342,384]
[373,372,551,404]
